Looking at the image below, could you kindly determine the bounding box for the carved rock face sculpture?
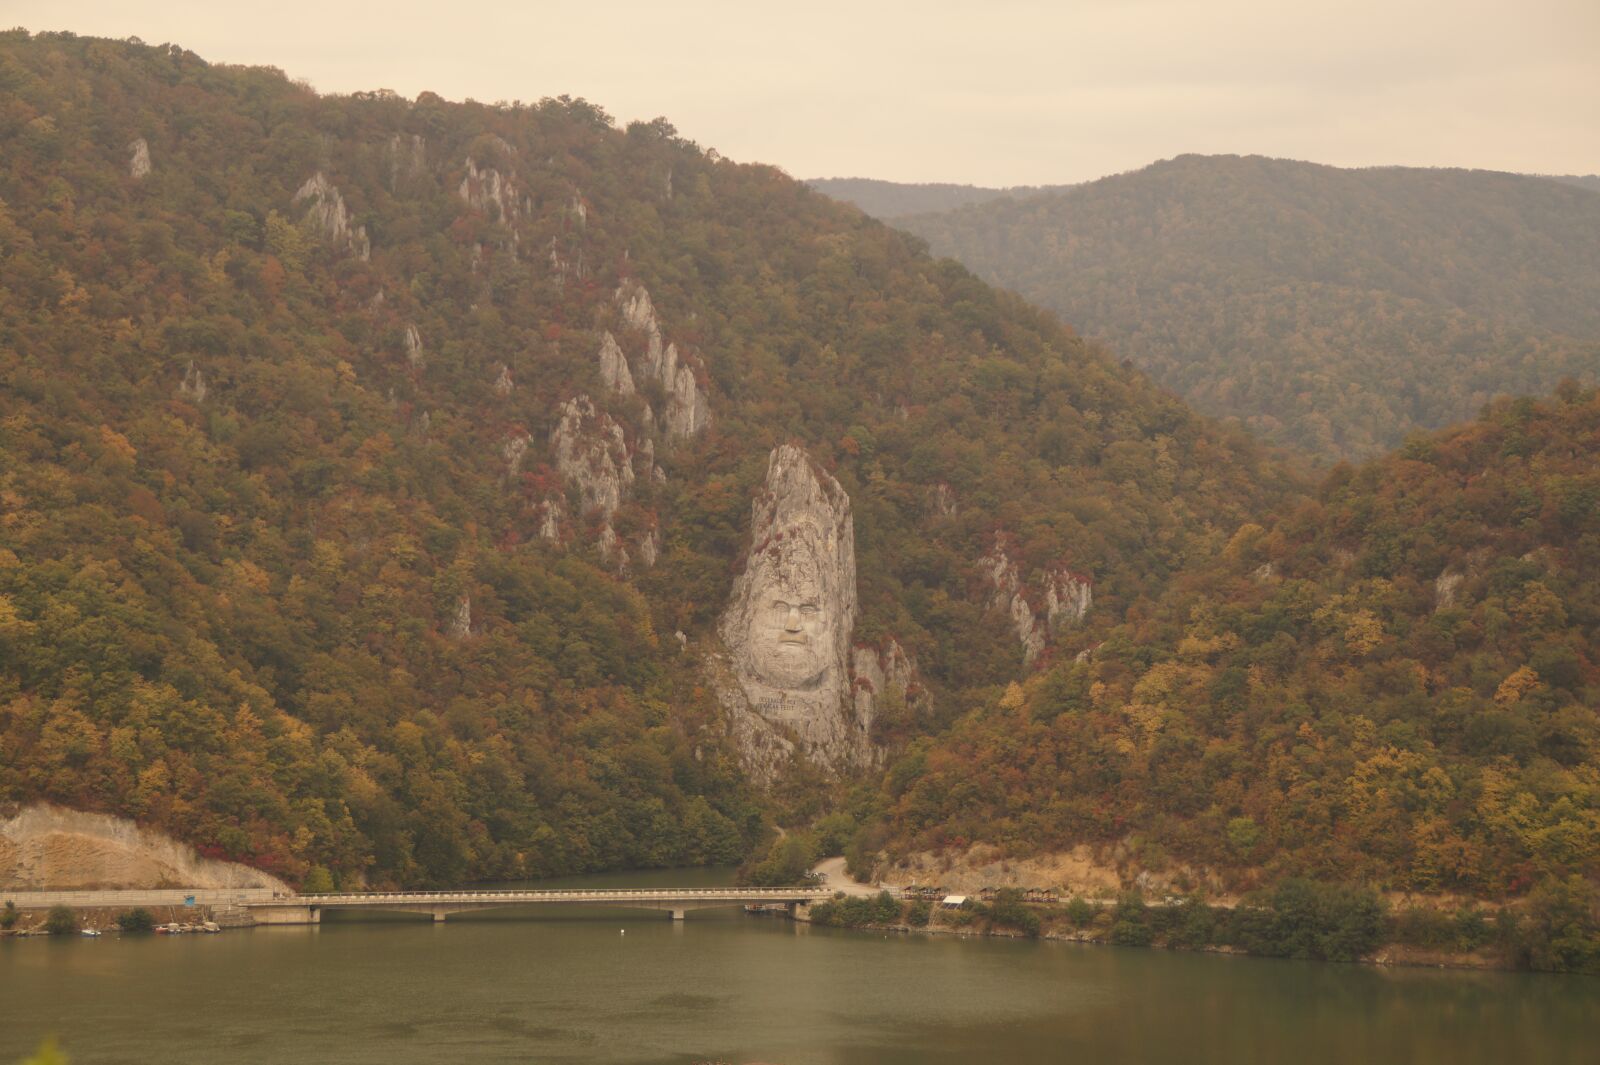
[718,445,869,779]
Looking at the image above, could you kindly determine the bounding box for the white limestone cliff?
[493,364,514,397]
[293,172,370,260]
[613,281,710,439]
[597,523,628,570]
[503,432,531,478]
[981,537,1094,666]
[178,360,207,403]
[1435,569,1465,612]
[852,638,924,734]
[716,445,873,782]
[459,157,520,224]
[128,138,151,180]
[535,498,565,541]
[657,343,710,439]
[403,324,424,368]
[598,332,635,396]
[1044,569,1093,632]
[448,594,473,639]
[637,526,661,568]
[981,538,1046,667]
[550,396,634,521]
[617,282,657,334]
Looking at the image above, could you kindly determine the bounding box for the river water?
[4,867,1594,1064]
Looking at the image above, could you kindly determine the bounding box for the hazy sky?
[10,0,1598,185]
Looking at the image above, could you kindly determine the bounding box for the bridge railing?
[262,886,833,905]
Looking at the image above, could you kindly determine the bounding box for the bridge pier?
[253,904,320,926]
[669,909,686,920]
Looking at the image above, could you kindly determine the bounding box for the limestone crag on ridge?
[550,396,634,521]
[293,172,370,260]
[598,331,635,396]
[981,537,1046,666]
[852,637,925,733]
[981,536,1092,666]
[459,156,522,224]
[613,281,710,439]
[127,137,151,179]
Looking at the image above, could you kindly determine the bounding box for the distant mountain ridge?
[862,155,1600,459]
[805,177,1072,219]
[1543,174,1600,194]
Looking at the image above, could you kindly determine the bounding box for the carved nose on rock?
[784,606,803,631]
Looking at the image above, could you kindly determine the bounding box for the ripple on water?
[648,992,721,1010]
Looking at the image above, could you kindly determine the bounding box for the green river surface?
[3,867,1595,1064]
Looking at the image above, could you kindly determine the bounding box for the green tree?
[115,908,155,933]
[44,906,78,936]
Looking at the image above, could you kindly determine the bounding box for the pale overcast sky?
[9,0,1598,185]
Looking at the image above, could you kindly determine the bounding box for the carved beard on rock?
[744,547,834,689]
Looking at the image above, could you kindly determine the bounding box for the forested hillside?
[0,33,1287,888]
[870,386,1600,899]
[805,178,1066,220]
[895,155,1600,460]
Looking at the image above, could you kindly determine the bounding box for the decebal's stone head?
[721,445,854,698]
[745,535,833,688]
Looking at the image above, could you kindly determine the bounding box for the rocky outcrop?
[503,432,531,478]
[598,331,635,396]
[447,594,473,639]
[493,364,514,397]
[1044,570,1092,632]
[128,138,151,179]
[535,498,564,541]
[613,281,710,439]
[929,483,958,517]
[654,343,711,439]
[597,523,627,569]
[981,539,1046,667]
[1434,569,1465,612]
[550,396,634,520]
[178,360,207,403]
[637,526,661,568]
[547,236,586,283]
[981,537,1093,667]
[0,804,290,892]
[717,445,872,781]
[617,282,657,334]
[852,638,925,732]
[293,172,369,260]
[635,438,666,485]
[459,157,519,224]
[403,324,424,368]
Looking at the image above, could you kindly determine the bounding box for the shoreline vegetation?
[6,875,1595,976]
[797,880,1600,975]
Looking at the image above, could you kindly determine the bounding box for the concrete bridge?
[246,886,834,924]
